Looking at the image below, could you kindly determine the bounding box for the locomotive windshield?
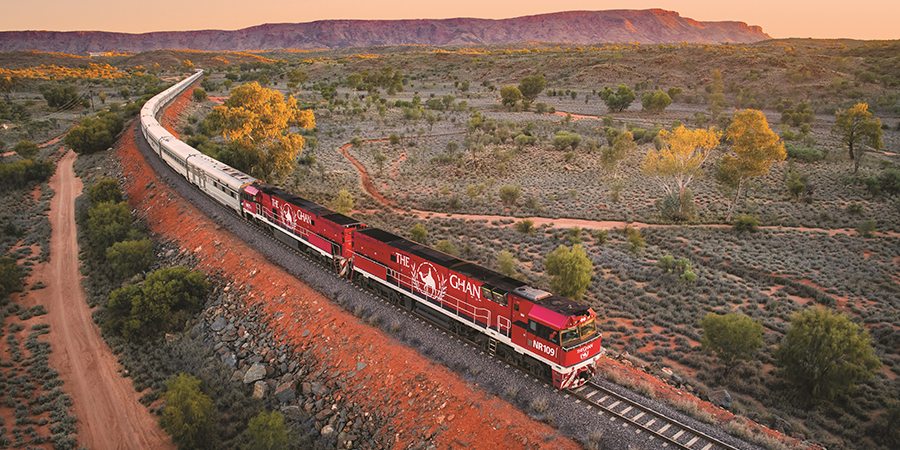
[559,318,598,347]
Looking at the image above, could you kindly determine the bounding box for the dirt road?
[37,149,174,450]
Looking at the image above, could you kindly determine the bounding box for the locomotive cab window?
[528,320,558,345]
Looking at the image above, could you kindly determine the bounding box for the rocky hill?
[0,9,770,54]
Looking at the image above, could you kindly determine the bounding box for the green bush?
[64,111,124,155]
[160,373,215,449]
[0,159,56,188]
[516,219,535,235]
[785,143,823,162]
[857,220,877,238]
[732,214,760,233]
[103,267,210,342]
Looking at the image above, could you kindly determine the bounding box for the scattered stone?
[275,382,296,404]
[321,425,335,437]
[210,316,227,331]
[708,389,732,409]
[243,363,267,384]
[253,381,267,399]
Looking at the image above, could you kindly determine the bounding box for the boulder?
[243,363,267,384]
[708,389,732,409]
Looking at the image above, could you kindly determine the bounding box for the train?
[139,71,603,390]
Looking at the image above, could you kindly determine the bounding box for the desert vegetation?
[3,39,900,449]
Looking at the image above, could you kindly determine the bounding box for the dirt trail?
[31,149,174,450]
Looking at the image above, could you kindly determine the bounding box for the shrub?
[64,111,124,155]
[732,214,759,233]
[857,220,877,238]
[498,184,521,205]
[530,397,548,413]
[785,143,823,162]
[515,219,535,235]
[846,202,864,215]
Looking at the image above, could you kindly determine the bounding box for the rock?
[775,416,792,434]
[321,424,335,437]
[210,316,227,331]
[221,352,237,368]
[165,333,179,343]
[253,381,267,399]
[275,382,296,404]
[243,363,267,384]
[310,382,329,397]
[708,389,732,409]
[356,362,367,371]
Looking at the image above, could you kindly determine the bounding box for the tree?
[247,411,288,450]
[88,177,123,206]
[544,244,592,300]
[0,257,22,300]
[330,189,354,215]
[774,307,881,401]
[498,184,521,205]
[434,240,458,256]
[64,111,124,154]
[104,267,210,342]
[160,373,215,450]
[641,90,672,114]
[409,223,427,244]
[832,103,883,173]
[86,201,132,251]
[642,126,721,220]
[601,84,636,112]
[287,69,309,89]
[700,312,763,375]
[518,74,546,102]
[106,239,154,280]
[42,85,80,108]
[717,109,786,221]
[192,88,207,102]
[208,82,315,183]
[500,85,522,109]
[497,250,516,277]
[13,140,39,160]
[708,69,726,121]
[0,76,20,102]
[599,130,636,178]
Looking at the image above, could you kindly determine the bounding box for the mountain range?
[0,9,770,54]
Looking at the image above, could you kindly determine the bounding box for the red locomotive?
[240,188,602,389]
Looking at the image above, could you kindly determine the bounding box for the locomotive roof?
[255,184,362,227]
[357,227,589,316]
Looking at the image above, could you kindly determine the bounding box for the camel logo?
[413,262,447,302]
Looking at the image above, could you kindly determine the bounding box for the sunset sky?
[2,0,897,40]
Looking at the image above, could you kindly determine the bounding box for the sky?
[2,0,897,40]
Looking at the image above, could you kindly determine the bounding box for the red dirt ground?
[119,87,581,449]
[16,148,174,450]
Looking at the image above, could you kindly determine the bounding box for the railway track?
[567,381,741,450]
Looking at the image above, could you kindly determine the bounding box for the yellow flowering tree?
[718,109,786,221]
[642,125,721,220]
[209,82,315,183]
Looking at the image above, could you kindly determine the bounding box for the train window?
[514,303,519,312]
[528,320,558,345]
[579,319,597,340]
[390,254,396,263]
[560,327,580,347]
